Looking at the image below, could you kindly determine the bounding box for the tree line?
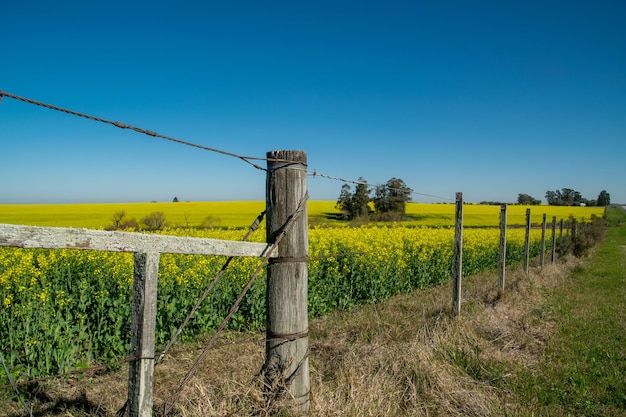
[517,188,611,207]
[336,177,413,221]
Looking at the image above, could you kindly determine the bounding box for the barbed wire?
[0,90,281,171]
[157,210,266,365]
[309,170,454,201]
[162,193,309,416]
[0,89,453,202]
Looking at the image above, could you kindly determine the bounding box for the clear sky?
[1,1,624,205]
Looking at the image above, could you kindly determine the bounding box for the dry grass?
[1,257,583,417]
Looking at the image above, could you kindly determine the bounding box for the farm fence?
[0,90,586,416]
[0,182,576,416]
[0,149,311,417]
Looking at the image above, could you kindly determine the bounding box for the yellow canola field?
[0,201,603,229]
[1,221,545,383]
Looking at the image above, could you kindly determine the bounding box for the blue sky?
[1,1,625,204]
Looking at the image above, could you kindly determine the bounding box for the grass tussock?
[2,254,589,417]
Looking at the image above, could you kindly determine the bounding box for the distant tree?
[517,193,541,205]
[142,211,167,231]
[372,177,413,214]
[336,184,353,219]
[105,211,139,230]
[584,199,597,207]
[335,177,371,220]
[200,215,221,229]
[545,188,583,206]
[352,179,371,218]
[545,190,557,205]
[111,210,126,228]
[597,190,611,206]
[173,196,179,202]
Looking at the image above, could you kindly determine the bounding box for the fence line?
[2,202,582,414]
[0,148,314,417]
[451,203,576,316]
[1,88,592,415]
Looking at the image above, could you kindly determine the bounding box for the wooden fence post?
[452,192,463,317]
[523,208,531,274]
[551,216,557,264]
[571,218,577,254]
[128,251,159,417]
[540,213,547,268]
[265,150,310,413]
[498,203,507,294]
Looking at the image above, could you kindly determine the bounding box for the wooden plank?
[0,224,271,257]
[127,252,159,417]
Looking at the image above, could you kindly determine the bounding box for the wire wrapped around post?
[265,150,310,414]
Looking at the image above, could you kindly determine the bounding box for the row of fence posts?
[451,192,570,317]
[125,156,585,415]
[2,150,583,417]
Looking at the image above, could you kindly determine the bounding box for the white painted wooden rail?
[0,223,272,257]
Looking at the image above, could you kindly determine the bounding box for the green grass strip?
[520,206,626,416]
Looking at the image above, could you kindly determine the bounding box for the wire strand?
[308,170,454,201]
[0,90,279,171]
[0,89,452,202]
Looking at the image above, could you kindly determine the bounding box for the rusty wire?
[0,90,292,171]
[309,170,454,201]
[157,210,266,364]
[162,193,308,416]
[1,89,454,202]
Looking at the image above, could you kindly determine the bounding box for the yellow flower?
[3,294,13,308]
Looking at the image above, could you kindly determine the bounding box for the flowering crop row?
[0,225,544,384]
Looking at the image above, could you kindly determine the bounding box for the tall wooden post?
[550,216,557,264]
[540,213,547,268]
[523,208,531,274]
[265,150,310,413]
[571,218,577,255]
[452,192,463,317]
[498,203,507,294]
[128,252,159,417]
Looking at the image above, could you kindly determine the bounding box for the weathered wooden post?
[540,213,547,268]
[550,216,557,264]
[498,203,507,294]
[128,252,159,417]
[571,218,577,255]
[265,150,310,413]
[523,208,531,274]
[452,192,463,317]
